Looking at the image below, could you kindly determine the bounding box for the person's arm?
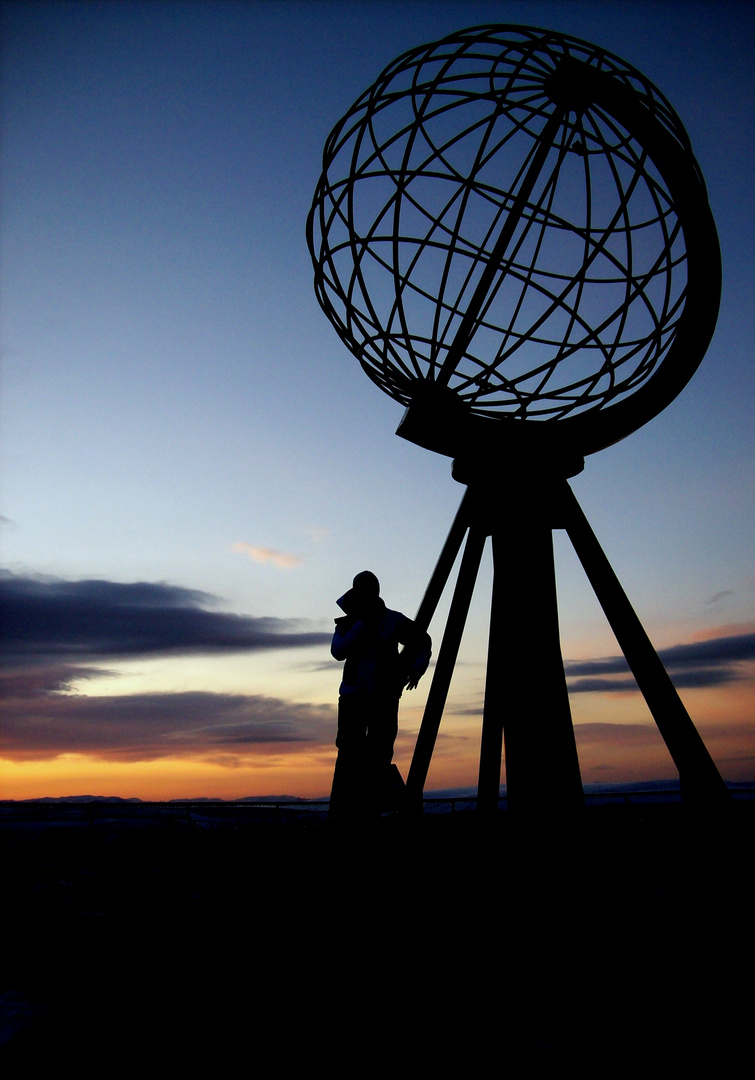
[398,617,432,690]
[331,615,365,661]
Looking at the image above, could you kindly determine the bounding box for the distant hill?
[11,780,755,807]
[13,794,143,804]
[4,793,314,805]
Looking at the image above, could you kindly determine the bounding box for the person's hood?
[336,591,386,616]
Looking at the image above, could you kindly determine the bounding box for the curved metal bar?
[436,103,569,388]
[308,26,720,455]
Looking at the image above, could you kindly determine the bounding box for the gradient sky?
[2,0,753,800]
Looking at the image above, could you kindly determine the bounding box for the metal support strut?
[405,480,730,812]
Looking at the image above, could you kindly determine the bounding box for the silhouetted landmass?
[1,803,751,1072]
[3,794,310,804]
[0,779,713,803]
[12,795,144,804]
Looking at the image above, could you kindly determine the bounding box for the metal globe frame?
[308,25,729,810]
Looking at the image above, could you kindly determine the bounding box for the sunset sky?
[2,0,753,801]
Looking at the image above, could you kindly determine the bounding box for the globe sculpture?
[308,25,729,810]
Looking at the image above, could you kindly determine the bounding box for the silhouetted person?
[330,571,431,821]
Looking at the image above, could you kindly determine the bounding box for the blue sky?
[1,0,753,799]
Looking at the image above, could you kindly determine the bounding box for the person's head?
[352,570,380,599]
[337,570,380,614]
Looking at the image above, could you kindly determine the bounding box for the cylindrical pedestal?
[478,511,584,813]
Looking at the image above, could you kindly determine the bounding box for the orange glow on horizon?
[2,677,752,801]
[0,752,337,803]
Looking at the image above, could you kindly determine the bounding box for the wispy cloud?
[307,526,330,543]
[705,590,734,605]
[574,722,665,749]
[233,543,302,568]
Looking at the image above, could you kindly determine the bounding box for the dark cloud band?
[0,572,337,764]
[566,632,755,692]
[0,572,330,663]
[1,676,336,762]
[2,571,753,764]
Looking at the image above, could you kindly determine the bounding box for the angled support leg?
[406,522,487,804]
[562,482,730,806]
[414,491,472,632]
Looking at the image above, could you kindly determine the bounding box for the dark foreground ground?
[1,803,752,1072]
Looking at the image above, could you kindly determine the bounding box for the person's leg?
[330,694,368,820]
[364,695,399,815]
